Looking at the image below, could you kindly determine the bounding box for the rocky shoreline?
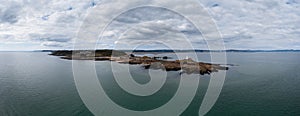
[50,50,229,75]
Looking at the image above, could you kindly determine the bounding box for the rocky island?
[49,50,229,75]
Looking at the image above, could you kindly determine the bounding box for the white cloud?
[0,0,299,50]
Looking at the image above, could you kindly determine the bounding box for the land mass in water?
[49,50,229,75]
[41,49,300,53]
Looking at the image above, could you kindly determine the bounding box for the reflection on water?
[0,52,300,116]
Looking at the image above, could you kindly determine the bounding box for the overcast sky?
[0,0,299,51]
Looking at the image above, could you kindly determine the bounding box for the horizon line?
[1,49,300,52]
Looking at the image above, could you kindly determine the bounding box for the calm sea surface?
[0,52,299,116]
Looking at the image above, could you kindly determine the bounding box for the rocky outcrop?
[126,57,228,75]
[50,50,229,75]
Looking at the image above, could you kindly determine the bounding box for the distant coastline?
[2,49,299,53]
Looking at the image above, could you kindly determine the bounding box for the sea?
[0,52,299,116]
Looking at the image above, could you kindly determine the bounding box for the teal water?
[0,52,299,116]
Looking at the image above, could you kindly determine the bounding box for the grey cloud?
[0,0,300,50]
[56,14,77,23]
[40,37,71,43]
[105,7,202,40]
[114,7,186,24]
[223,34,253,43]
[99,6,205,50]
[30,34,72,43]
[0,2,22,24]
[41,42,65,47]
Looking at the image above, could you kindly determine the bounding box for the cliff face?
[50,50,228,75]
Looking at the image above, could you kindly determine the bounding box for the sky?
[0,0,299,51]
